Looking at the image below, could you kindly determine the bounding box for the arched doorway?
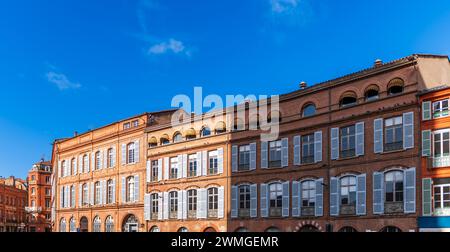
[79,217,88,232]
[380,226,402,232]
[299,225,319,232]
[122,215,139,232]
[204,227,217,232]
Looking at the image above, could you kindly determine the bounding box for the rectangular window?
[132,120,139,127]
[208,151,218,175]
[45,199,50,208]
[434,184,450,211]
[238,145,250,171]
[45,176,50,184]
[340,125,356,158]
[301,134,315,164]
[433,99,449,118]
[169,192,178,219]
[238,185,250,217]
[151,161,158,182]
[188,155,197,177]
[170,157,178,179]
[123,122,131,130]
[188,190,197,219]
[207,188,218,218]
[433,130,450,168]
[151,194,159,219]
[384,116,403,151]
[269,140,282,168]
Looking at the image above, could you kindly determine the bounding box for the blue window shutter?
[232,145,238,172]
[331,128,339,160]
[164,157,169,180]
[292,181,300,217]
[112,178,116,203]
[146,160,151,183]
[260,184,268,217]
[422,101,431,121]
[314,131,322,163]
[250,143,257,170]
[356,122,365,156]
[293,136,301,165]
[217,148,224,174]
[121,144,126,165]
[158,158,163,181]
[281,138,289,167]
[121,177,126,204]
[282,181,290,217]
[329,177,339,216]
[356,174,366,215]
[374,118,384,153]
[422,178,432,216]
[261,142,268,169]
[231,186,238,218]
[373,172,384,214]
[218,186,225,218]
[134,140,140,163]
[422,130,432,157]
[403,112,414,149]
[163,192,169,220]
[404,167,416,213]
[315,179,324,217]
[250,184,258,218]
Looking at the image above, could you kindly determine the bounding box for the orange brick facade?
[0,177,28,232]
[26,161,52,232]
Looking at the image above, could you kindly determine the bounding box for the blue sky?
[0,0,449,178]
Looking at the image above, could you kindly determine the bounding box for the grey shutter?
[177,155,182,179]
[182,190,187,220]
[134,175,140,203]
[121,177,126,203]
[231,186,238,218]
[99,150,104,169]
[261,141,268,169]
[314,131,323,163]
[422,130,432,157]
[422,178,432,216]
[90,182,94,206]
[250,143,257,170]
[282,181,290,217]
[374,118,384,153]
[330,177,339,216]
[79,156,83,173]
[292,181,300,217]
[134,140,140,163]
[315,179,324,217]
[182,154,188,178]
[218,148,224,174]
[86,153,90,172]
[356,122,365,156]
[218,186,225,218]
[403,112,414,149]
[164,157,169,180]
[356,174,366,215]
[73,157,77,175]
[177,191,183,220]
[197,151,203,177]
[146,160,151,183]
[65,186,69,208]
[163,192,169,220]
[121,144,126,165]
[250,184,257,218]
[331,128,339,160]
[281,138,289,167]
[91,153,96,171]
[60,187,63,208]
[260,183,268,217]
[112,178,116,203]
[144,194,150,221]
[293,136,301,165]
[102,180,107,205]
[78,184,82,207]
[158,158,163,181]
[103,149,107,169]
[404,167,416,213]
[422,101,431,121]
[232,145,238,172]
[198,189,207,219]
[158,192,163,220]
[202,150,207,176]
[373,172,384,214]
[112,146,116,167]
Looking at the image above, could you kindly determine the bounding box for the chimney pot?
[300,81,307,89]
[374,59,383,67]
[74,131,78,137]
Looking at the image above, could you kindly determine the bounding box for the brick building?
[26,160,52,232]
[0,176,28,232]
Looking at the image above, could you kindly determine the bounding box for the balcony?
[429,156,450,168]
[25,207,42,214]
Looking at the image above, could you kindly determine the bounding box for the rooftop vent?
[299,81,307,90]
[374,59,383,67]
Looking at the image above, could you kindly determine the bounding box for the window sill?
[380,149,406,155]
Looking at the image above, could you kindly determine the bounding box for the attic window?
[340,92,357,108]
[365,85,380,101]
[388,78,404,96]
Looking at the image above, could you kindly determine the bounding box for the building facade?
[0,176,28,232]
[26,160,53,232]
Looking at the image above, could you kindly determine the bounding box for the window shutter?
[281,138,289,167]
[112,146,116,167]
[65,186,69,208]
[232,145,238,172]
[177,191,183,220]
[250,143,257,170]
[79,156,83,173]
[177,155,183,179]
[282,181,290,217]
[373,172,384,214]
[218,148,224,174]
[158,158,163,181]
[422,130,432,157]
[196,152,203,177]
[422,178,432,216]
[102,180,107,205]
[329,177,339,216]
[356,122,365,156]
[146,160,151,183]
[78,184,82,207]
[134,140,140,163]
[374,118,384,153]
[315,178,324,217]
[58,161,62,178]
[99,150,104,170]
[182,190,187,220]
[121,144,126,165]
[292,181,300,217]
[404,167,416,213]
[250,184,257,218]
[260,183,268,217]
[231,186,238,218]
[331,128,339,160]
[60,187,63,208]
[103,149,107,169]
[157,192,163,220]
[293,136,301,165]
[163,192,169,220]
[73,157,77,175]
[202,150,208,176]
[403,112,414,149]
[198,189,207,219]
[261,141,268,169]
[90,182,94,206]
[134,175,140,203]
[91,153,96,171]
[356,174,366,216]
[86,153,90,172]
[112,178,116,203]
[182,154,188,178]
[164,157,169,180]
[422,101,431,121]
[121,177,126,204]
[218,186,225,218]
[144,194,150,221]
[314,131,323,163]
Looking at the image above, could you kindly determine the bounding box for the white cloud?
[148,39,190,56]
[271,0,299,13]
[267,0,313,26]
[46,71,81,91]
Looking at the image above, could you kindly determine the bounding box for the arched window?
[105,216,114,232]
[122,215,139,232]
[265,227,281,232]
[299,225,319,232]
[95,151,101,170]
[178,227,188,232]
[94,181,101,205]
[238,185,250,217]
[59,218,66,232]
[381,226,402,232]
[150,193,160,219]
[160,135,170,145]
[126,176,135,202]
[82,183,88,206]
[185,129,196,140]
[340,92,357,108]
[173,132,183,143]
[302,104,316,117]
[340,176,357,213]
[70,185,75,208]
[107,148,114,168]
[69,217,76,232]
[169,191,178,219]
[93,216,101,232]
[107,179,114,204]
[127,143,136,164]
[204,227,217,232]
[149,226,160,232]
[79,217,88,232]
[339,226,358,232]
[207,187,219,218]
[83,154,89,173]
[71,158,76,175]
[301,180,316,216]
[365,85,379,101]
[385,170,404,203]
[269,183,283,217]
[201,126,211,137]
[388,78,404,96]
[148,137,158,148]
[235,227,249,232]
[215,121,227,134]
[61,160,67,177]
[187,189,197,218]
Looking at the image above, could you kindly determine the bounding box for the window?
[215,122,226,134]
[187,189,197,218]
[71,158,76,175]
[62,160,67,177]
[170,157,178,179]
[201,126,211,137]
[126,176,135,202]
[150,226,160,232]
[123,122,131,130]
[71,186,75,208]
[340,176,357,207]
[385,171,404,203]
[381,226,402,232]
[127,143,136,164]
[59,218,66,232]
[95,151,101,170]
[434,184,450,211]
[340,93,357,107]
[160,137,170,145]
[83,155,88,173]
[149,137,158,148]
[107,180,113,204]
[208,151,218,175]
[151,160,159,182]
[178,227,188,232]
[31,200,35,207]
[107,148,114,168]
[434,131,450,161]
[207,187,218,218]
[339,226,358,232]
[269,183,283,217]
[169,191,178,219]
[173,132,183,143]
[45,199,50,208]
[269,140,282,168]
[301,180,316,207]
[45,176,50,184]
[132,120,139,128]
[105,216,114,232]
[31,175,35,181]
[365,86,379,101]
[93,216,101,232]
[301,134,315,164]
[340,125,356,158]
[268,111,281,124]
[46,188,51,196]
[238,145,251,171]
[31,187,35,195]
[188,154,197,177]
[95,182,101,205]
[238,185,250,217]
[185,129,196,140]
[302,104,316,117]
[384,116,403,151]
[433,100,449,118]
[151,193,159,219]
[69,218,76,232]
[82,184,88,206]
[388,78,404,96]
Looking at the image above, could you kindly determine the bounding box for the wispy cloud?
[46,71,81,91]
[148,39,191,56]
[268,0,313,26]
[271,0,299,13]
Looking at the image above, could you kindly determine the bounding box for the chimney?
[74,131,78,137]
[299,81,307,90]
[374,59,383,67]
